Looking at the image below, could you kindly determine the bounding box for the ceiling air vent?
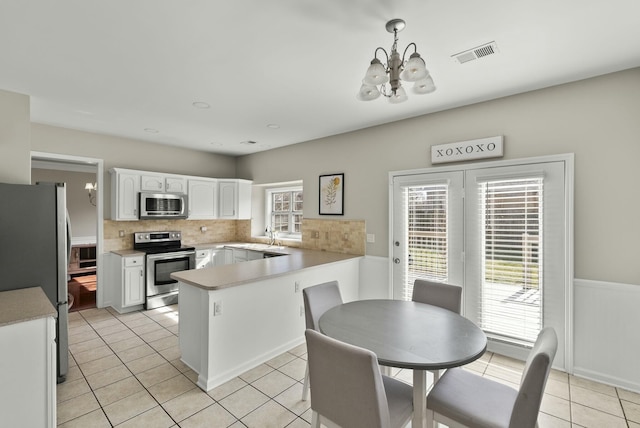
[452,41,499,64]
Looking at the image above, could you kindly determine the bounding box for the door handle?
[394,258,400,264]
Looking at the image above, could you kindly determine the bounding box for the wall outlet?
[213,300,223,316]
[294,281,301,293]
[300,305,305,317]
[367,233,375,243]
[200,226,207,233]
[119,230,125,237]
[343,233,349,240]
[313,231,319,239]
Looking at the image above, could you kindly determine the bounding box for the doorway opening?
[31,151,105,310]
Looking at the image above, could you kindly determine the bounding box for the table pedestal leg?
[413,369,426,428]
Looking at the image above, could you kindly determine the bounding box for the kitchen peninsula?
[171,245,361,392]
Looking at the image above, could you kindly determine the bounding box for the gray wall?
[32,168,97,240]
[237,68,640,286]
[0,89,30,184]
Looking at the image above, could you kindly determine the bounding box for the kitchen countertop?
[0,287,57,327]
[111,249,145,257]
[193,242,290,253]
[172,246,361,290]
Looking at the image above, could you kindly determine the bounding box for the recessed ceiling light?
[192,101,210,109]
[144,128,159,133]
[266,124,280,129]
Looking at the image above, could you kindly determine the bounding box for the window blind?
[478,178,543,344]
[402,183,449,301]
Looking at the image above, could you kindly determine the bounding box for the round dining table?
[319,299,487,428]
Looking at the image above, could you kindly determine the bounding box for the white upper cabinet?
[140,173,165,192]
[141,174,187,194]
[218,179,252,220]
[111,169,140,220]
[188,178,218,219]
[110,168,248,221]
[165,177,187,193]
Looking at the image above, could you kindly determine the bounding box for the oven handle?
[146,250,196,262]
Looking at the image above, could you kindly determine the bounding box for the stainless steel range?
[134,231,195,309]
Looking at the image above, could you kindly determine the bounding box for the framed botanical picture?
[319,173,344,215]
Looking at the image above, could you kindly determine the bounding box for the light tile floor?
[57,305,640,427]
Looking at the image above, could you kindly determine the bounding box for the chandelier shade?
[357,19,436,104]
[388,85,408,104]
[357,83,381,101]
[400,53,428,82]
[413,75,436,94]
[363,59,389,86]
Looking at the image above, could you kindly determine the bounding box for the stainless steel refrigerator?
[0,182,70,383]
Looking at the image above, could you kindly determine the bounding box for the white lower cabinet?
[247,250,263,260]
[109,253,145,313]
[196,249,212,269]
[232,248,248,263]
[197,248,232,268]
[0,314,56,427]
[211,249,228,266]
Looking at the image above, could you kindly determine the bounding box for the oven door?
[146,250,195,299]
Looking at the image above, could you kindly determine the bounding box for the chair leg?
[301,362,310,401]
[426,409,435,428]
[311,410,321,428]
[433,369,440,384]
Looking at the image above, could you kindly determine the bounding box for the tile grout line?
[72,309,184,426]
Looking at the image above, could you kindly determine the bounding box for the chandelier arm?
[401,42,418,63]
[374,47,389,67]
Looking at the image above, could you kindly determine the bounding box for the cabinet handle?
[140,270,143,277]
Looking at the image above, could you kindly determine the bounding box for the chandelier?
[357,19,436,104]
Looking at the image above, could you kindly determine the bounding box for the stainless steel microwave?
[139,192,188,219]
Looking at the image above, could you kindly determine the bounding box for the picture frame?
[319,173,344,215]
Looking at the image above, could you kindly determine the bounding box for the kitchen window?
[266,187,303,240]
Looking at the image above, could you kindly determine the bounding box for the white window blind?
[477,177,543,344]
[402,183,449,301]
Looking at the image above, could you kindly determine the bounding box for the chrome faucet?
[265,226,277,245]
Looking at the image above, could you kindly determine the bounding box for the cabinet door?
[232,248,248,263]
[117,172,140,220]
[247,250,263,261]
[166,177,187,193]
[188,179,217,219]
[140,174,165,192]
[124,265,145,306]
[210,249,226,266]
[219,181,238,219]
[223,249,233,265]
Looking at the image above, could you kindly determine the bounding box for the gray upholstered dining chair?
[301,280,343,401]
[305,329,414,428]
[425,327,558,428]
[412,278,463,384]
[412,278,462,314]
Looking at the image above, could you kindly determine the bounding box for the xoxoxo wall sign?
[431,136,504,164]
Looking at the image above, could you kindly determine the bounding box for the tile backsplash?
[104,218,365,255]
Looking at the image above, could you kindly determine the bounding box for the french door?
[391,158,570,367]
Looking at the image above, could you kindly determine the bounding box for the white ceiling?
[2,1,640,156]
